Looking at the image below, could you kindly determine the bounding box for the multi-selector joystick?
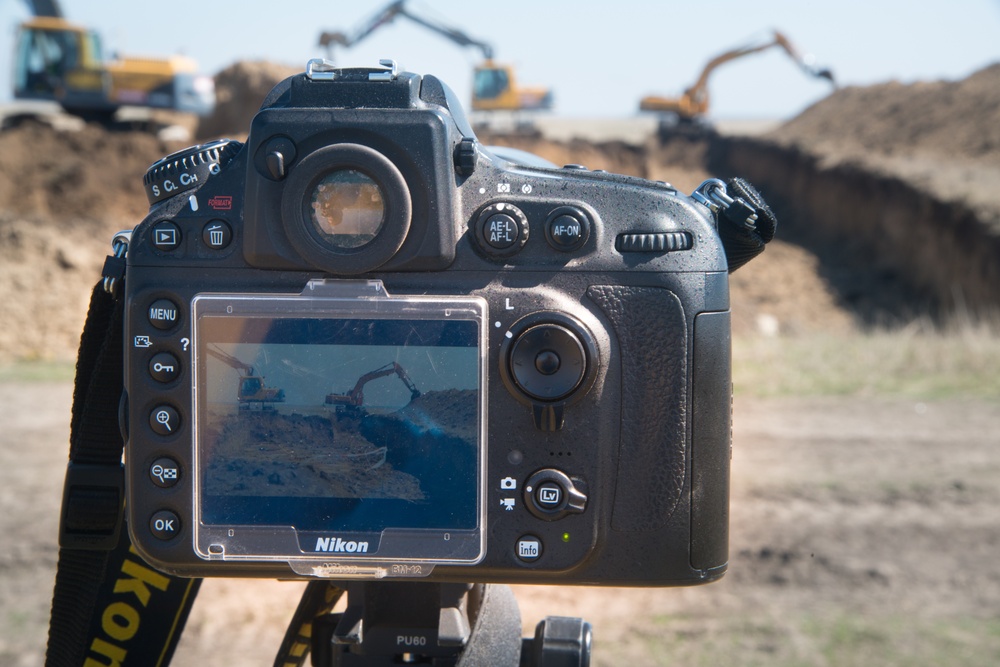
[500,313,598,431]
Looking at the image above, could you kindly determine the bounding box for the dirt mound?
[772,63,1000,165]
[713,62,1000,324]
[197,61,300,140]
[0,121,173,225]
[6,59,1000,361]
[0,122,185,362]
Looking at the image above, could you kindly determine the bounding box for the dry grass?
[733,321,1000,399]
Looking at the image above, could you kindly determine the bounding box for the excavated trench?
[3,61,999,362]
[708,135,1000,325]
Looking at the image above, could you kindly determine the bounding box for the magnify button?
[149,405,180,436]
[149,457,181,488]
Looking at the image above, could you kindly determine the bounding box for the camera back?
[123,60,733,587]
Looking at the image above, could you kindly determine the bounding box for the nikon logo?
[314,537,369,553]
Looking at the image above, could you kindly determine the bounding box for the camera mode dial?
[143,139,243,206]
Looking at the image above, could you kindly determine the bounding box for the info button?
[516,535,543,562]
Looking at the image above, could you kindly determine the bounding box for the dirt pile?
[196,60,300,140]
[711,62,1000,323]
[3,59,999,361]
[0,122,184,361]
[772,63,1000,167]
[0,121,172,224]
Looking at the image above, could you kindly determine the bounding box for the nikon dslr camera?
[123,59,766,586]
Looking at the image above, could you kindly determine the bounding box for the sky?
[1,0,999,120]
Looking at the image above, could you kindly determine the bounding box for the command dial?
[143,139,242,205]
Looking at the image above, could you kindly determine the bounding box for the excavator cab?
[11,4,214,122]
[318,1,552,114]
[239,376,263,400]
[13,17,108,112]
[471,61,553,112]
[472,65,510,104]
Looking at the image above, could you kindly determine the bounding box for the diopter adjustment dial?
[143,139,243,206]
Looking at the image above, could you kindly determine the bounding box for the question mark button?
[149,352,180,383]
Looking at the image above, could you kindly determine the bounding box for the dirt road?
[2,381,997,666]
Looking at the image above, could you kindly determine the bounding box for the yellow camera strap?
[45,282,202,667]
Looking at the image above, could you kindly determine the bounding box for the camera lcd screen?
[191,292,485,562]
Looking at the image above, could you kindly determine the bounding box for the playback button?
[151,221,181,251]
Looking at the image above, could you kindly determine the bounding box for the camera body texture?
[123,63,733,586]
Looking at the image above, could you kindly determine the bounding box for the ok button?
[150,510,180,540]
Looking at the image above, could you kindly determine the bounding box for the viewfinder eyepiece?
[308,169,385,249]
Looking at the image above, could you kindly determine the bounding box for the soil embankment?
[1,61,997,361]
[709,64,1000,323]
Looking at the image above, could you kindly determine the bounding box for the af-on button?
[544,206,590,252]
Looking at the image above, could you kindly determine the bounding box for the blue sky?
[2,0,998,119]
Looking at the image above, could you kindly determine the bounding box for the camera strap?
[45,282,202,667]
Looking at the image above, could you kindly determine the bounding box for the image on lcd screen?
[195,315,481,534]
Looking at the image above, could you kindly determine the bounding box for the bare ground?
[3,382,997,667]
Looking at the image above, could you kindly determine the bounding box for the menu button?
[148,299,179,330]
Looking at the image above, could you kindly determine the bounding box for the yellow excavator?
[11,0,214,123]
[325,361,421,420]
[640,30,835,125]
[318,1,552,112]
[206,345,286,411]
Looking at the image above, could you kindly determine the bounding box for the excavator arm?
[318,1,493,61]
[207,344,255,375]
[640,29,835,120]
[206,345,285,406]
[327,362,420,409]
[315,2,550,112]
[22,0,63,17]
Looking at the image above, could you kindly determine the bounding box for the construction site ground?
[2,61,999,666]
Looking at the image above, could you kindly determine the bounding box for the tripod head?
[298,581,591,666]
